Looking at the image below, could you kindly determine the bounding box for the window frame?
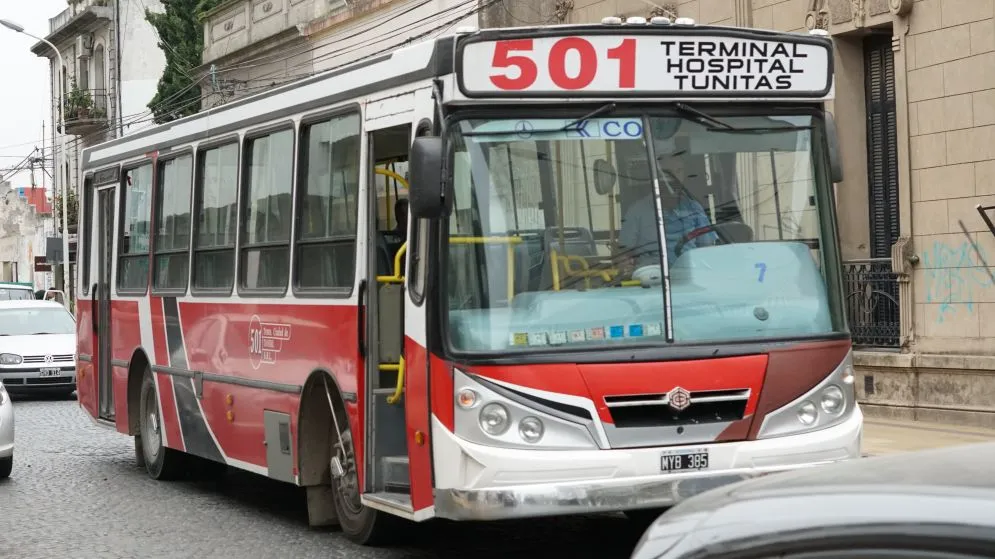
[80,174,94,296]
[190,135,241,297]
[236,120,297,298]
[116,159,155,297]
[150,148,195,297]
[291,105,363,299]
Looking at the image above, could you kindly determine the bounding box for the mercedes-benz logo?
[44,354,54,364]
[514,120,534,139]
[667,386,691,412]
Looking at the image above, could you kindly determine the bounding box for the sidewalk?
[863,416,995,456]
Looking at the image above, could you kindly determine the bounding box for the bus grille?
[604,389,749,428]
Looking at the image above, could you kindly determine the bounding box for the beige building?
[477,0,995,428]
[195,0,479,108]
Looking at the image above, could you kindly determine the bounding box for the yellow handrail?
[450,236,523,303]
[375,167,409,228]
[380,356,406,405]
[376,242,408,284]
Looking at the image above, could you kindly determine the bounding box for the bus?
[74,17,862,546]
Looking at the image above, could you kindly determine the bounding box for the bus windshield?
[444,111,846,354]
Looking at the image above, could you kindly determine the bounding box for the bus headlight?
[757,351,859,439]
[519,416,544,443]
[479,403,510,435]
[797,401,817,425]
[452,369,601,450]
[0,353,22,366]
[820,385,845,414]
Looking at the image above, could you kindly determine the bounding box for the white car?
[0,380,12,478]
[0,300,78,397]
[0,282,35,301]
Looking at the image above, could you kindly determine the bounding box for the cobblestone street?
[0,396,644,559]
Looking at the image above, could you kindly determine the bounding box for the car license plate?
[661,449,709,472]
[39,368,62,377]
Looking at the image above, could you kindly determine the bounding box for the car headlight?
[757,351,858,439]
[0,353,22,366]
[452,369,602,450]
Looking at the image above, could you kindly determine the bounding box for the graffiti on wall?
[921,222,995,323]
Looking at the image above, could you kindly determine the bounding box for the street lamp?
[0,18,70,302]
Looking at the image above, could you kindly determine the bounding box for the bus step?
[381,455,410,491]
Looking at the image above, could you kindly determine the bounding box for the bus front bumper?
[432,406,862,521]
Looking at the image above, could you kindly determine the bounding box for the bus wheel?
[329,429,397,546]
[137,368,185,480]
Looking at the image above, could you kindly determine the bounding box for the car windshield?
[445,111,845,354]
[0,307,76,336]
[0,287,35,301]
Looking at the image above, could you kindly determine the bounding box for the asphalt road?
[0,395,647,559]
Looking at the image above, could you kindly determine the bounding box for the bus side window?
[153,155,193,294]
[192,142,239,293]
[294,112,362,294]
[118,163,153,294]
[240,128,295,292]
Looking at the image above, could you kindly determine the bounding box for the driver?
[616,152,717,272]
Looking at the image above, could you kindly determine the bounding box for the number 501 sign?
[457,33,831,97]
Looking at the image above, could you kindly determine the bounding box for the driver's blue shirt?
[618,193,718,267]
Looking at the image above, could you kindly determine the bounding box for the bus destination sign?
[458,34,832,98]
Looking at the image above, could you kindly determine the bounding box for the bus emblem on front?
[667,387,691,412]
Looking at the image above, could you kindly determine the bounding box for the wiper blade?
[560,102,617,131]
[461,103,619,137]
[674,102,812,133]
[675,102,734,130]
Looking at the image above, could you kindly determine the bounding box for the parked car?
[0,282,35,302]
[0,300,77,397]
[630,442,995,559]
[0,380,12,478]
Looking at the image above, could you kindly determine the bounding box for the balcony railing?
[843,258,900,349]
[60,88,109,135]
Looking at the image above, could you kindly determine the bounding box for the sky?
[0,1,69,192]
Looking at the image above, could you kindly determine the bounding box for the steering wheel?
[674,222,754,258]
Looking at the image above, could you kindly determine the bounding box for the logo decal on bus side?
[248,315,292,370]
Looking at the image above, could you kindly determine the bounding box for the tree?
[145,0,222,124]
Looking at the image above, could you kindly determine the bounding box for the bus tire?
[329,429,400,546]
[136,367,185,480]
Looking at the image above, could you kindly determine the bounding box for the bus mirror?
[409,136,450,219]
[825,111,844,183]
[592,158,617,195]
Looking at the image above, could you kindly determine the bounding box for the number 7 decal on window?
[755,262,767,283]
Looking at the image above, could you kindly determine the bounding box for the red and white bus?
[74,17,862,545]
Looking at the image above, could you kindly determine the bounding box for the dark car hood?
[632,441,995,558]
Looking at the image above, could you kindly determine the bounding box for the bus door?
[364,121,414,506]
[94,182,117,421]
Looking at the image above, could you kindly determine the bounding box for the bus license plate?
[40,368,61,377]
[661,450,709,472]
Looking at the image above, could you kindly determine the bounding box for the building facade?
[196,0,479,107]
[28,0,167,294]
[480,0,995,428]
[0,186,56,289]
